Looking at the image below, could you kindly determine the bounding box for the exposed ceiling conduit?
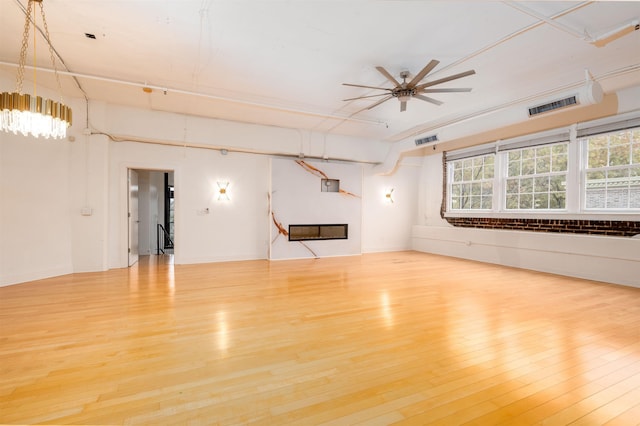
[503,1,592,41]
[504,1,639,47]
[96,132,380,165]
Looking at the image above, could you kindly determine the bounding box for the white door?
[128,169,139,266]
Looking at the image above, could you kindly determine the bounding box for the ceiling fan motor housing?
[394,88,415,102]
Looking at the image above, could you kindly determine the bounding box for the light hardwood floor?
[1,251,639,425]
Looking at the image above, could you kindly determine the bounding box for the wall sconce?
[385,188,394,203]
[217,181,230,201]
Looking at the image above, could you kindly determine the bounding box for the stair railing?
[157,223,175,255]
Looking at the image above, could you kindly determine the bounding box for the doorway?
[128,169,175,266]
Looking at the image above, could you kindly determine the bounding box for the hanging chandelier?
[1,0,72,139]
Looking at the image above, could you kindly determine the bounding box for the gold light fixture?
[1,0,72,139]
[217,181,230,201]
[385,188,394,203]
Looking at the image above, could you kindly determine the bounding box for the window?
[582,128,640,209]
[444,116,640,216]
[448,154,494,210]
[505,143,568,210]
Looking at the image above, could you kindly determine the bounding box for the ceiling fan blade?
[352,94,393,115]
[366,94,393,110]
[416,70,476,90]
[375,66,401,88]
[342,83,392,91]
[400,101,407,112]
[414,94,443,106]
[343,93,394,102]
[407,59,440,88]
[420,88,473,93]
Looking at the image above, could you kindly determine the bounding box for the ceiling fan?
[343,59,475,113]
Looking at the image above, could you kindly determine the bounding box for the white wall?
[0,131,74,285]
[362,161,420,253]
[412,154,640,287]
[106,141,271,268]
[177,148,270,264]
[103,105,391,164]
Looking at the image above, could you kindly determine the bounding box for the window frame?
[502,142,569,212]
[447,153,495,212]
[580,128,640,211]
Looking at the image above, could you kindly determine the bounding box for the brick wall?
[441,154,640,237]
[443,217,640,237]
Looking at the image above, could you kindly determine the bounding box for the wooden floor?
[1,251,639,425]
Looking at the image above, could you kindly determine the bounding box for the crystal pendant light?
[1,0,72,139]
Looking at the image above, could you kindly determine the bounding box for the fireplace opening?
[288,224,348,241]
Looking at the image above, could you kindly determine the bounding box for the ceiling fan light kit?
[343,59,475,113]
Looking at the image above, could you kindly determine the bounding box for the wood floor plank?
[1,251,639,425]
[468,352,640,425]
[603,400,640,426]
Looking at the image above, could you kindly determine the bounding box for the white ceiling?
[1,1,639,142]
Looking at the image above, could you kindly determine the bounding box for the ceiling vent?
[528,96,578,117]
[415,134,438,146]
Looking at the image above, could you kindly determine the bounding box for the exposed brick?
[443,216,639,237]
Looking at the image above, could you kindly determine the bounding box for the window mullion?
[447,164,453,211]
[495,150,505,212]
[566,135,580,213]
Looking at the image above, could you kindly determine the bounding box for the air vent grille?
[528,96,578,117]
[415,134,438,146]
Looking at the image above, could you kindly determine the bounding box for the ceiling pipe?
[0,61,383,127]
[96,131,380,165]
[504,1,639,47]
[590,19,640,47]
[503,1,590,40]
